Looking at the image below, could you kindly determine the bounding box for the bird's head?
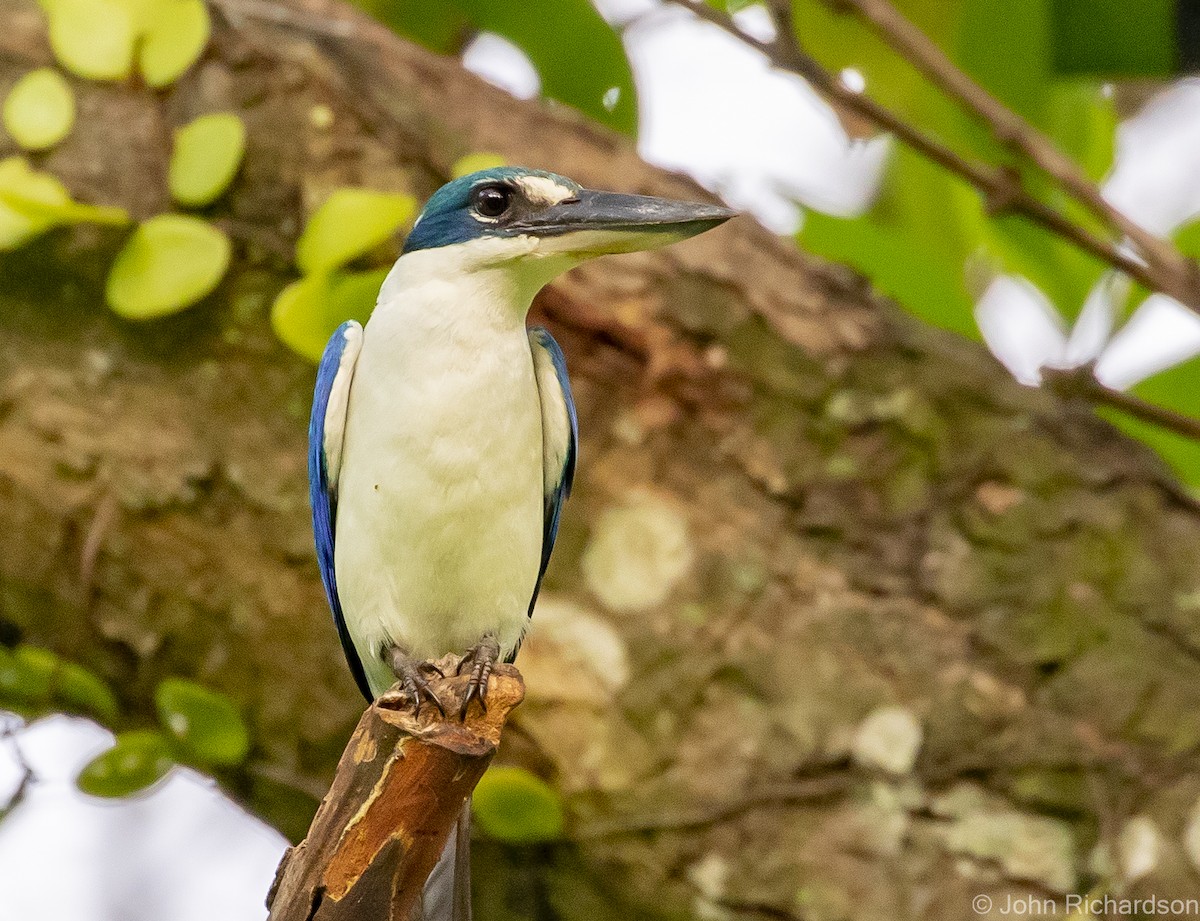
[399,167,735,288]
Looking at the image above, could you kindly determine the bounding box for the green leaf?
[0,646,54,705]
[801,147,988,339]
[139,0,210,88]
[271,268,388,362]
[352,0,469,53]
[1045,81,1117,183]
[803,210,977,338]
[154,677,250,766]
[460,0,638,134]
[791,0,970,146]
[57,662,120,722]
[957,0,1049,128]
[272,275,334,362]
[296,189,415,275]
[362,0,637,133]
[1174,220,1200,259]
[0,156,70,248]
[0,156,128,249]
[0,646,119,720]
[472,765,564,843]
[2,68,76,151]
[451,152,508,179]
[77,730,174,798]
[46,0,137,81]
[1051,0,1176,77]
[105,214,231,319]
[168,113,246,207]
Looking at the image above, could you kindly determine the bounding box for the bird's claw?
[384,648,446,718]
[456,634,500,720]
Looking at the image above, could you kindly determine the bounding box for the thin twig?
[0,718,34,822]
[1044,368,1200,442]
[658,0,1168,302]
[828,0,1200,309]
[207,0,357,37]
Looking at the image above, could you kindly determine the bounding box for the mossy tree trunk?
[3,0,1200,917]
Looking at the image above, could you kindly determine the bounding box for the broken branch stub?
[266,657,525,921]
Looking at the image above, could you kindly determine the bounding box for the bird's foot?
[456,633,501,719]
[381,647,446,717]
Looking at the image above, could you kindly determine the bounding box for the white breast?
[333,251,546,695]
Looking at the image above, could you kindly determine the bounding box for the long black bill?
[511,189,736,238]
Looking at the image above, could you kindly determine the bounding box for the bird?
[308,166,734,920]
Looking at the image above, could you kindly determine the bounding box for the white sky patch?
[617,4,889,233]
[840,67,867,93]
[592,0,656,25]
[1104,78,1200,235]
[981,79,1200,392]
[732,3,777,43]
[975,276,1069,386]
[462,32,541,100]
[1095,294,1200,389]
[0,715,287,921]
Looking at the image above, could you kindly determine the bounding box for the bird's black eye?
[472,184,512,218]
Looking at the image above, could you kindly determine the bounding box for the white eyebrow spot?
[518,176,576,206]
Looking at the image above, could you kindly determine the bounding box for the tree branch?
[1044,367,1200,443]
[659,0,1197,312]
[0,717,33,823]
[266,658,525,921]
[826,0,1200,309]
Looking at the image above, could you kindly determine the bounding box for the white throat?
[377,235,578,329]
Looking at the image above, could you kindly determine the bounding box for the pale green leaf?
[0,157,125,248]
[0,156,70,248]
[139,0,210,88]
[168,112,246,207]
[1045,82,1117,183]
[47,0,136,81]
[106,214,231,319]
[2,69,76,151]
[271,268,387,362]
[296,189,415,275]
[271,275,334,362]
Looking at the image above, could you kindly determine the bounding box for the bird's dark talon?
[457,634,500,720]
[387,647,446,717]
[419,661,446,679]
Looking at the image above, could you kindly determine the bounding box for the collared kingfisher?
[308,166,733,919]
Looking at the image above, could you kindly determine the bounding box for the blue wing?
[526,327,578,631]
[308,321,371,700]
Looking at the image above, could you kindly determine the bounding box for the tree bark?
[3,0,1200,917]
[267,660,524,921]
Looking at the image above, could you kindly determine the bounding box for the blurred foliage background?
[6,0,1200,918]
